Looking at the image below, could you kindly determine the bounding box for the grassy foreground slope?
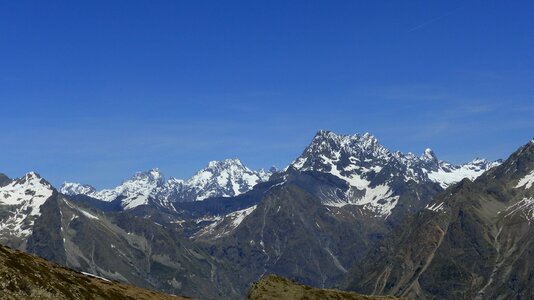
[248,275,403,300]
[0,245,187,300]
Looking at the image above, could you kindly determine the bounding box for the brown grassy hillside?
[248,274,403,300]
[0,245,188,300]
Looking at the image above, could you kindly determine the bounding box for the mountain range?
[60,159,276,210]
[1,130,520,299]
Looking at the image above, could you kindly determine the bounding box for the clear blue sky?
[1,0,533,188]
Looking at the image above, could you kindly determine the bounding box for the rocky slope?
[248,275,402,300]
[0,244,187,299]
[343,139,534,299]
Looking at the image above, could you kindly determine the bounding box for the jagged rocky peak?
[0,173,10,187]
[258,166,278,181]
[10,171,53,193]
[166,176,184,185]
[421,148,437,162]
[60,182,96,196]
[187,158,273,200]
[292,130,392,171]
[206,158,243,169]
[0,171,55,238]
[292,130,501,191]
[128,168,165,185]
[60,159,274,208]
[309,130,384,154]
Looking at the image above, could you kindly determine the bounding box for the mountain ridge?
[60,158,276,210]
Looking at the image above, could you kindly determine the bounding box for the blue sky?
[1,1,533,188]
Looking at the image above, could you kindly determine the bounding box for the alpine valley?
[3,130,529,299]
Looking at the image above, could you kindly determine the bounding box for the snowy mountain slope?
[61,159,275,210]
[194,205,257,239]
[427,158,501,188]
[516,169,534,190]
[185,159,272,201]
[289,130,500,216]
[0,172,54,238]
[62,169,164,210]
[59,182,96,196]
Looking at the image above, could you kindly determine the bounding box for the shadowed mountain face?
[344,140,534,299]
[0,244,188,300]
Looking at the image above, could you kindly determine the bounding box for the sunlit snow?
[516,170,534,190]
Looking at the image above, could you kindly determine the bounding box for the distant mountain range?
[60,159,276,210]
[61,130,498,216]
[1,130,519,299]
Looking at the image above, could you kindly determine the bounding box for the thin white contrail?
[407,8,460,33]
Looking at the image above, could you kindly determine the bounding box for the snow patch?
[64,200,99,220]
[428,160,499,188]
[194,205,257,238]
[502,198,534,221]
[81,271,111,282]
[426,202,445,212]
[228,205,257,228]
[516,170,534,190]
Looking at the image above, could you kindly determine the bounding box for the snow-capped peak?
[60,168,166,210]
[0,172,55,237]
[0,172,54,207]
[95,168,165,209]
[289,130,501,216]
[292,130,392,171]
[60,182,96,196]
[207,158,244,169]
[60,160,274,209]
[292,130,500,188]
[421,148,437,162]
[129,168,165,185]
[186,158,271,201]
